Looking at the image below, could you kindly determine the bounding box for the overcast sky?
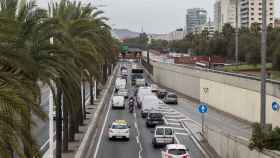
[37,0,280,34]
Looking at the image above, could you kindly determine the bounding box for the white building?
[214,0,240,32]
[168,29,186,41]
[240,0,274,28]
[151,29,186,41]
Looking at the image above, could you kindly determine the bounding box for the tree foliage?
[0,0,119,157]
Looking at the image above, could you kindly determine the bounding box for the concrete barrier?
[205,127,280,158]
[152,62,280,128]
[74,65,118,158]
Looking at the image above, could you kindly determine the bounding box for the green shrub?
[249,123,280,151]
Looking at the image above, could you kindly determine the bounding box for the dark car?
[157,89,168,99]
[146,111,164,127]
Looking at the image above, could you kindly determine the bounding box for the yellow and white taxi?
[108,120,130,140]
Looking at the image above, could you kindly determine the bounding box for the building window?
[270,13,273,15]
[259,3,261,5]
[251,13,254,16]
[259,8,262,11]
[259,18,262,20]
[270,3,273,6]
[251,3,254,5]
[251,8,254,11]
[259,13,262,16]
[251,18,254,20]
[270,18,273,21]
[270,8,273,11]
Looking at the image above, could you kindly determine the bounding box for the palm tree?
[0,0,47,157]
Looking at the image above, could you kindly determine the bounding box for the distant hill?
[112,29,140,39]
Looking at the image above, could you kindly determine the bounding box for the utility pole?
[235,0,239,65]
[260,0,267,130]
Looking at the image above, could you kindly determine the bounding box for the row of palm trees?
[0,0,119,157]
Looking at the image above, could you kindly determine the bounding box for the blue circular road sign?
[198,104,208,113]
[272,101,280,111]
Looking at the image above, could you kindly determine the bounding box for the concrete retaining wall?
[152,62,280,127]
[206,128,280,158]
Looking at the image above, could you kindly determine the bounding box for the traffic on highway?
[90,61,204,158]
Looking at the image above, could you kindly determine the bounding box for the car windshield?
[112,124,128,129]
[168,149,186,155]
[165,128,173,135]
[156,128,164,135]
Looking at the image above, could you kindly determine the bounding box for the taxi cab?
[108,120,130,140]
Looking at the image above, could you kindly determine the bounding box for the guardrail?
[74,64,119,158]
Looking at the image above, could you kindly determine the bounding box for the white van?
[152,126,175,147]
[137,86,152,106]
[112,96,125,109]
[141,95,163,118]
[115,78,126,90]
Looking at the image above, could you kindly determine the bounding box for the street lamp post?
[260,0,267,129]
[49,0,55,158]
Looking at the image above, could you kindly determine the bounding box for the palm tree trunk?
[90,75,94,105]
[78,84,84,125]
[24,109,32,158]
[69,112,75,141]
[82,80,86,119]
[56,87,63,158]
[62,94,69,152]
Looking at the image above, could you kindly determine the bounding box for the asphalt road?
[91,61,205,158]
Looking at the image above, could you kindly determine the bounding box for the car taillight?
[182,155,190,158]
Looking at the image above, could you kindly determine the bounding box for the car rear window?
[165,128,173,135]
[150,113,162,118]
[168,94,177,98]
[112,124,128,129]
[168,149,186,155]
[156,128,164,135]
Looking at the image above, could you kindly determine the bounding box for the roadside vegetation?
[0,0,119,157]
[249,123,280,151]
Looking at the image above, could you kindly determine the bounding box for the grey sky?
[38,0,280,34]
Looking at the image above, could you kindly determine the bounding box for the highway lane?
[142,65,252,139]
[91,61,207,158]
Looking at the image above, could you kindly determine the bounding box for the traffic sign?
[198,104,208,113]
[121,45,128,53]
[272,101,280,111]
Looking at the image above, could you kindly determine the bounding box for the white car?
[112,96,125,109]
[162,144,191,158]
[151,84,159,93]
[152,126,175,147]
[118,88,129,98]
[108,120,130,140]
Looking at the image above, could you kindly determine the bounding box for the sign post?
[198,104,208,135]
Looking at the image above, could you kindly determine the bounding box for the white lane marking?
[92,94,113,158]
[134,113,143,158]
[166,122,181,126]
[176,132,190,136]
[174,135,180,144]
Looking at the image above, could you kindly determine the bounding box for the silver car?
[163,93,178,104]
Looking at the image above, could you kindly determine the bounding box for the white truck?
[115,78,126,90]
